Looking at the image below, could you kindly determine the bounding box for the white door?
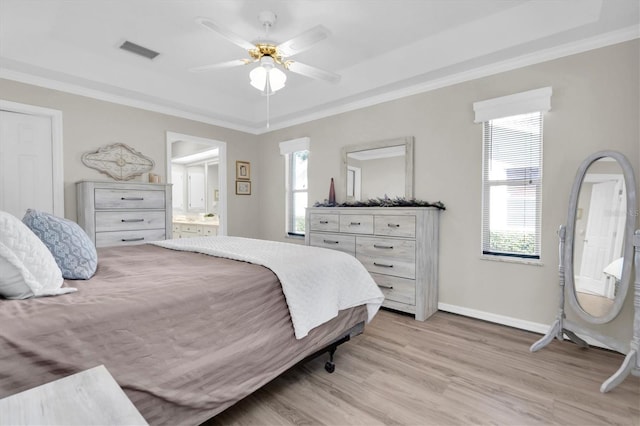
[577,180,619,295]
[0,110,54,218]
[187,167,205,211]
[171,170,185,211]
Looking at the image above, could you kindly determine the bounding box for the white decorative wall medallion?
[82,143,154,181]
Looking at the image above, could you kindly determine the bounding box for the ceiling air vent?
[119,41,160,60]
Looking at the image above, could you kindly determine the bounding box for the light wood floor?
[205,310,640,425]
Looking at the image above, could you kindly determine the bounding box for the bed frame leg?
[324,334,351,373]
[324,347,337,373]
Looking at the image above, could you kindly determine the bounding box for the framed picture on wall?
[236,180,251,195]
[236,161,250,180]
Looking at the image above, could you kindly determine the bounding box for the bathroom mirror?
[170,140,220,216]
[565,151,637,324]
[341,136,414,201]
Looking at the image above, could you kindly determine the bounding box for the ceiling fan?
[189,11,340,94]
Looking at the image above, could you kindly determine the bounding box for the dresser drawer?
[95,211,165,232]
[374,215,416,238]
[179,231,198,238]
[357,255,415,279]
[339,215,374,234]
[309,232,355,256]
[179,223,200,233]
[370,273,416,305]
[356,236,416,279]
[356,236,416,260]
[95,229,166,247]
[201,225,218,236]
[94,189,165,210]
[309,213,339,232]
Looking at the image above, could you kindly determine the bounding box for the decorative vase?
[329,178,336,205]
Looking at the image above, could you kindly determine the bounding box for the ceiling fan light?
[269,67,287,92]
[249,65,267,91]
[250,61,287,93]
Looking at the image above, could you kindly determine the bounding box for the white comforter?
[153,236,384,339]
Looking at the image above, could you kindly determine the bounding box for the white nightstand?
[0,365,147,426]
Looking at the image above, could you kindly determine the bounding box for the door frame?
[165,131,227,236]
[0,99,64,216]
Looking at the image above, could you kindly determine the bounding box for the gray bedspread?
[0,244,367,425]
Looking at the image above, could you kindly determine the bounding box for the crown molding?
[0,67,260,135]
[260,26,639,134]
[1,26,637,136]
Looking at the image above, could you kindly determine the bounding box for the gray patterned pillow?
[22,209,97,280]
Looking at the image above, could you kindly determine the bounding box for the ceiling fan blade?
[189,59,251,73]
[196,17,256,51]
[277,25,330,57]
[287,61,341,84]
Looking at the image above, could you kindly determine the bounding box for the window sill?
[480,254,543,267]
[285,233,305,241]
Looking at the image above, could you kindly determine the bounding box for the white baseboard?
[437,302,614,351]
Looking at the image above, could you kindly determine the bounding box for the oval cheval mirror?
[531,150,639,393]
[565,152,635,324]
[566,152,634,324]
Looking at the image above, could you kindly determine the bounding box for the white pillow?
[0,210,76,299]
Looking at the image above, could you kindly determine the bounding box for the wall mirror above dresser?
[341,137,414,201]
[531,150,639,393]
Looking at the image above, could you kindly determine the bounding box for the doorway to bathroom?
[165,132,227,236]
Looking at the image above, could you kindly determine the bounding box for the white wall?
[0,79,261,237]
[256,40,640,347]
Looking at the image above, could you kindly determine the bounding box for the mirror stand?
[531,228,640,391]
[600,231,640,392]
[530,226,588,353]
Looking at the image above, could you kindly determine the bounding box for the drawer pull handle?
[373,244,394,249]
[323,239,339,244]
[319,220,329,224]
[121,197,144,201]
[350,222,361,226]
[373,262,394,268]
[121,237,145,242]
[388,223,400,228]
[121,219,144,223]
[378,284,394,290]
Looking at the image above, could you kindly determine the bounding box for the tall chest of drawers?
[305,207,440,321]
[76,181,172,248]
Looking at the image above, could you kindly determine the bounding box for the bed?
[0,234,383,425]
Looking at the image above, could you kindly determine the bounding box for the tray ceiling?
[0,0,638,134]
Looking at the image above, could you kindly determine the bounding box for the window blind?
[288,150,308,235]
[482,112,542,259]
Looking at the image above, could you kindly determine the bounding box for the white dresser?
[172,219,219,238]
[77,181,172,248]
[305,207,440,321]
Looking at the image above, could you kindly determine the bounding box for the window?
[482,113,542,258]
[286,150,308,236]
[474,87,551,260]
[280,138,310,237]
